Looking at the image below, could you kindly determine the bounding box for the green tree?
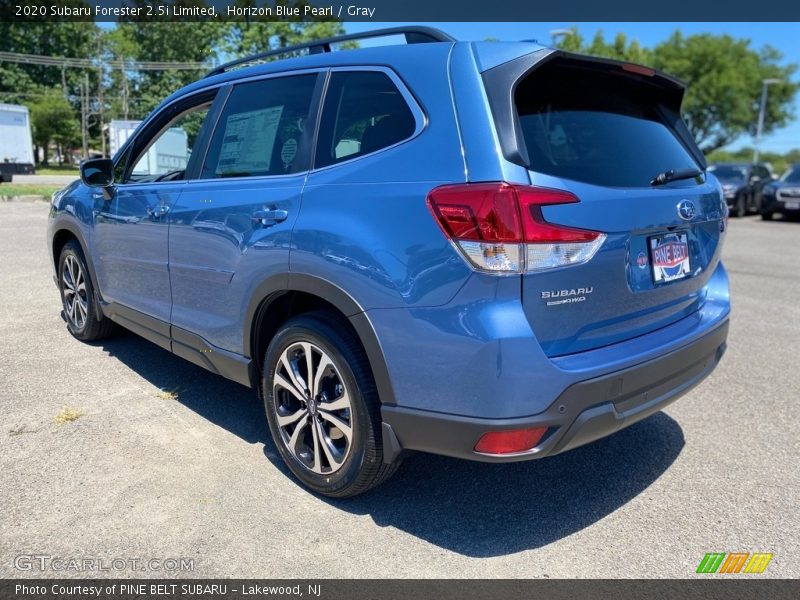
[556,30,799,153]
[0,2,99,98]
[652,33,797,152]
[29,88,80,166]
[110,1,229,116]
[224,1,344,57]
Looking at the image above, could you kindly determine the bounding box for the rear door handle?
[252,208,289,227]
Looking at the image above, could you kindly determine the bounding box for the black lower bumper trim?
[381,319,728,463]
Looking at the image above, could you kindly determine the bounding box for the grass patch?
[0,184,63,199]
[54,407,84,426]
[156,388,180,401]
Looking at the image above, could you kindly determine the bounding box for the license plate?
[786,201,800,210]
[649,233,691,284]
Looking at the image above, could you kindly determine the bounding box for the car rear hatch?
[482,51,726,357]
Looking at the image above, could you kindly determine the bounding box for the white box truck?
[130,127,189,176]
[0,103,35,182]
[106,120,141,158]
[107,120,189,177]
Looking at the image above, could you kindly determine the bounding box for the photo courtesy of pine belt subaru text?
[47,27,730,498]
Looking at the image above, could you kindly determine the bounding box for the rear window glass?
[781,167,800,183]
[515,64,699,188]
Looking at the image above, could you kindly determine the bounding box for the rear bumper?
[381,318,728,463]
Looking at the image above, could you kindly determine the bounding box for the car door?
[92,90,219,346]
[168,71,324,355]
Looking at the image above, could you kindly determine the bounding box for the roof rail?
[204,26,455,78]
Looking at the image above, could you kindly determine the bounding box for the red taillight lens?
[426,182,605,273]
[426,183,522,242]
[516,187,602,243]
[427,183,601,244]
[474,427,548,455]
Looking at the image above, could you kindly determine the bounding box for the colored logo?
[696,552,773,574]
[650,232,691,283]
[677,199,697,221]
[636,251,648,269]
[652,240,689,268]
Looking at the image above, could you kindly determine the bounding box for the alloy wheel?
[62,254,88,330]
[272,341,353,474]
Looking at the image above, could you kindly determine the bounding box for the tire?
[733,194,746,218]
[58,240,117,341]
[761,211,773,221]
[262,311,400,497]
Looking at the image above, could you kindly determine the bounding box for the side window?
[202,74,317,179]
[315,71,416,168]
[126,102,212,183]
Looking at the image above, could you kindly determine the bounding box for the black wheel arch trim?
[50,218,105,322]
[244,272,397,406]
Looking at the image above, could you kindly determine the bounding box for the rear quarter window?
[315,71,416,168]
[515,63,700,188]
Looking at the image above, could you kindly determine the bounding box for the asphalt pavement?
[0,198,797,578]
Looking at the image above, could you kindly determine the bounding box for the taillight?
[426,182,606,273]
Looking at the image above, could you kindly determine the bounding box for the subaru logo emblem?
[677,200,697,221]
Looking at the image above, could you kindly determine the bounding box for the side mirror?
[80,158,114,188]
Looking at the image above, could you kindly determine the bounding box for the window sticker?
[280,138,298,166]
[216,105,284,175]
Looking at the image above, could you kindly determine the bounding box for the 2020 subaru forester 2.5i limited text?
[47,27,730,497]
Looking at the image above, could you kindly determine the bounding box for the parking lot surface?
[0,199,797,578]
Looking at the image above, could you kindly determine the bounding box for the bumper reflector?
[474,427,548,455]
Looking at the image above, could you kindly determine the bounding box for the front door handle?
[252,208,289,227]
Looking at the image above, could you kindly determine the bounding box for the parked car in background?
[708,162,773,217]
[0,103,35,182]
[47,27,730,497]
[758,164,800,220]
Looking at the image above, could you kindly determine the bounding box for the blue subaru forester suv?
[47,27,730,497]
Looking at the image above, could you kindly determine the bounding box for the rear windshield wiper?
[650,167,703,186]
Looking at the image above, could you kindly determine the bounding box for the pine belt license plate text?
[649,233,690,284]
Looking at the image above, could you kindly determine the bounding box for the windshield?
[709,165,747,181]
[781,167,800,183]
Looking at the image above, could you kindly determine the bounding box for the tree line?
[555,28,798,157]
[1,14,798,166]
[0,3,343,165]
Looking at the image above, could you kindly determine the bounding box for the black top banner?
[2,0,800,22]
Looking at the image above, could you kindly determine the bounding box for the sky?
[345,22,800,154]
